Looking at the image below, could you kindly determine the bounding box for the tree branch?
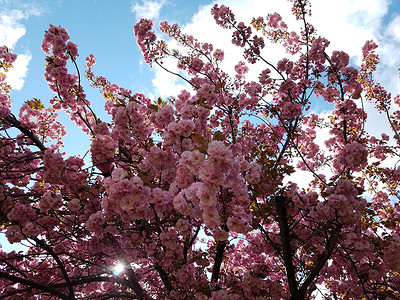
[211,240,227,284]
[298,224,343,298]
[274,195,300,300]
[0,271,69,300]
[4,114,46,151]
[33,238,76,299]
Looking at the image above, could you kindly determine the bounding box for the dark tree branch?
[33,238,76,299]
[299,224,343,298]
[211,240,227,284]
[107,234,147,299]
[274,195,300,300]
[0,271,69,300]
[4,114,46,151]
[154,263,173,292]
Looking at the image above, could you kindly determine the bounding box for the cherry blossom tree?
[1,0,400,299]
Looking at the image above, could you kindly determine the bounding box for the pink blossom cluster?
[103,174,153,221]
[314,84,339,103]
[189,57,204,74]
[362,40,378,59]
[326,98,366,150]
[267,13,287,29]
[150,104,175,129]
[39,190,63,213]
[133,19,157,63]
[213,48,225,61]
[331,51,349,70]
[0,46,17,65]
[138,145,177,185]
[42,25,79,99]
[211,4,236,29]
[63,156,86,191]
[110,100,152,144]
[18,101,67,150]
[277,58,293,74]
[0,47,17,111]
[232,22,252,47]
[5,224,25,243]
[307,179,366,224]
[42,25,78,58]
[283,31,301,54]
[336,141,368,169]
[245,161,261,184]
[41,25,100,135]
[0,102,10,117]
[85,211,105,236]
[172,141,252,234]
[43,149,65,183]
[7,202,36,226]
[90,134,117,174]
[194,83,219,106]
[308,37,330,66]
[237,81,262,110]
[234,61,249,76]
[259,68,272,86]
[85,53,96,69]
[246,34,265,60]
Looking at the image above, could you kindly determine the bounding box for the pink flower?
[133,19,154,41]
[211,4,236,29]
[151,105,175,128]
[85,54,96,68]
[0,105,10,118]
[362,40,378,59]
[227,215,249,234]
[111,168,128,180]
[173,191,193,215]
[90,134,117,174]
[22,222,41,237]
[178,119,195,137]
[5,225,24,243]
[86,211,105,235]
[197,183,218,208]
[7,202,36,224]
[267,13,282,29]
[66,41,78,57]
[213,49,225,61]
[43,149,65,184]
[331,51,349,70]
[202,206,220,228]
[68,198,81,212]
[190,57,204,72]
[235,61,249,75]
[213,229,229,241]
[337,141,368,168]
[277,58,293,74]
[245,162,261,184]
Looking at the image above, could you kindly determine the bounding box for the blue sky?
[2,0,400,251]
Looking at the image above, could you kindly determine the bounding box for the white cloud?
[0,13,26,49]
[131,0,167,20]
[0,7,40,90]
[0,6,42,48]
[152,63,188,99]
[6,52,31,90]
